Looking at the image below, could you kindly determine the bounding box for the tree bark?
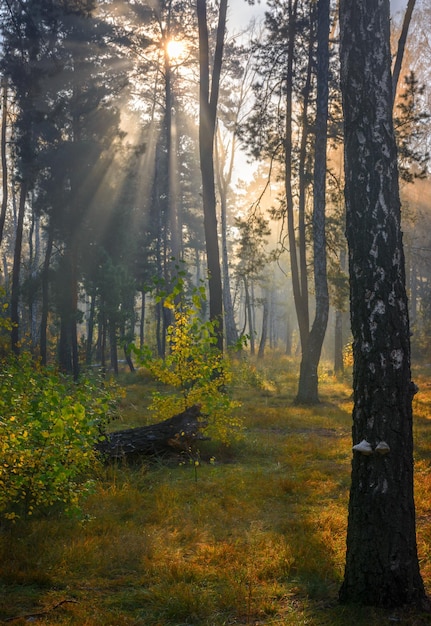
[0,77,8,247]
[11,181,28,354]
[334,309,344,374]
[197,0,226,351]
[285,0,310,354]
[257,292,269,360]
[96,405,206,460]
[339,0,428,608]
[40,227,54,365]
[392,0,416,105]
[215,128,239,349]
[296,0,330,403]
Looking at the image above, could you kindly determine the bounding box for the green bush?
[0,354,121,521]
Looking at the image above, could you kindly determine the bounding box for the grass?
[1,356,431,625]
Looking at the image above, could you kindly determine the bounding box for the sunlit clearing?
[166,38,186,61]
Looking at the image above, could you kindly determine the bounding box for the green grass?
[1,356,431,625]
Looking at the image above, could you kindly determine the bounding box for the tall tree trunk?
[285,0,309,352]
[86,289,96,366]
[28,207,41,351]
[215,129,239,349]
[334,309,344,374]
[197,0,226,351]
[339,0,428,608]
[58,244,79,380]
[257,291,269,360]
[163,34,181,265]
[11,181,28,354]
[392,0,416,105]
[109,319,118,375]
[40,226,54,365]
[244,278,254,356]
[296,0,330,403]
[221,195,238,348]
[0,77,8,247]
[140,290,146,349]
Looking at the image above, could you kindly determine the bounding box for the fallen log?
[95,404,207,461]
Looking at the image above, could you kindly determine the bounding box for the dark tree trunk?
[296,0,330,403]
[244,278,254,356]
[58,246,79,380]
[197,0,226,351]
[392,0,416,105]
[285,0,310,353]
[123,344,135,373]
[218,162,239,349]
[86,289,96,366]
[11,182,28,354]
[109,320,118,375]
[0,77,8,247]
[96,405,206,461]
[139,290,146,349]
[257,294,269,360]
[40,226,54,365]
[339,0,428,608]
[334,309,344,374]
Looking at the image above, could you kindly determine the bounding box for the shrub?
[134,283,243,445]
[0,353,121,521]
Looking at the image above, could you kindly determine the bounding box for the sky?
[228,0,412,26]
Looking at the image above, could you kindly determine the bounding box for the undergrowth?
[0,356,431,625]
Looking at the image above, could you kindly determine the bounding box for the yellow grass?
[1,357,431,625]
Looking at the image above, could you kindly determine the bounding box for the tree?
[197,0,226,351]
[339,0,428,608]
[392,0,416,105]
[295,0,330,403]
[242,0,338,401]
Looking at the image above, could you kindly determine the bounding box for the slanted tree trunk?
[392,0,416,105]
[339,0,428,608]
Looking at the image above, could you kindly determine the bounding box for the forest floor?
[1,355,431,625]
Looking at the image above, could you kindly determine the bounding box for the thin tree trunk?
[40,227,54,366]
[215,129,239,348]
[86,289,96,365]
[284,0,310,353]
[334,309,344,374]
[392,0,416,105]
[109,319,118,375]
[0,77,8,247]
[11,181,28,354]
[140,290,146,349]
[244,278,254,355]
[257,292,269,360]
[28,208,41,351]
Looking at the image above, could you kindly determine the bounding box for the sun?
[166,39,186,61]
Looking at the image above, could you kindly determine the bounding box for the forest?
[1,0,431,623]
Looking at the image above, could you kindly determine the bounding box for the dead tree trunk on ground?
[95,405,207,461]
